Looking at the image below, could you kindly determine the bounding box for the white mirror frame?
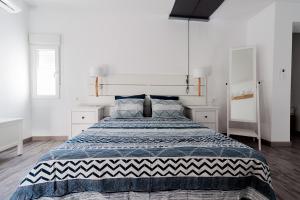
[228,46,257,123]
[227,46,261,150]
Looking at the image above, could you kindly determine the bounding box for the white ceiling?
[212,0,275,20]
[24,0,175,15]
[24,0,276,20]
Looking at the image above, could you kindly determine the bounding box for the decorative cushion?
[151,99,184,118]
[111,99,144,118]
[115,94,145,100]
[150,95,179,100]
[143,96,152,117]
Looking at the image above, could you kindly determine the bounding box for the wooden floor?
[245,136,300,200]
[0,141,62,200]
[1,138,300,200]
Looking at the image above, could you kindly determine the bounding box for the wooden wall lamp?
[89,66,104,97]
[192,66,212,97]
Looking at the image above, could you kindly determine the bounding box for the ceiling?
[24,0,175,15]
[211,0,275,20]
[24,0,276,21]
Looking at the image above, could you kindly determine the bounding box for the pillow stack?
[111,94,184,119]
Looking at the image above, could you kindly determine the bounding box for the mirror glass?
[230,47,256,122]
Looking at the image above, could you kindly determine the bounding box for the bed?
[11,117,276,200]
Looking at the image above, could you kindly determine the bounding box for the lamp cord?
[186,19,190,94]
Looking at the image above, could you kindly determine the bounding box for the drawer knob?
[205,116,208,118]
[81,116,85,119]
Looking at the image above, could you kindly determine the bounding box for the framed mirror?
[227,46,261,150]
[229,47,257,123]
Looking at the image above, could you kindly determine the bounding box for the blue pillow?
[150,95,179,100]
[115,94,145,100]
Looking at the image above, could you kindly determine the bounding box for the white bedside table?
[185,106,219,132]
[71,106,104,138]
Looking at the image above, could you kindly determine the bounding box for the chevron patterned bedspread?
[11,117,276,200]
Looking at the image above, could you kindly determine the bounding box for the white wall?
[28,1,246,136]
[0,1,31,139]
[246,0,300,142]
[190,19,246,133]
[270,0,300,142]
[246,3,276,141]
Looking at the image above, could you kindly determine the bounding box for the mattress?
[11,117,276,200]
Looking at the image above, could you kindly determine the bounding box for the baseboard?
[271,142,292,147]
[261,139,271,146]
[262,139,292,147]
[23,137,33,143]
[223,133,292,147]
[23,136,68,142]
[32,136,68,141]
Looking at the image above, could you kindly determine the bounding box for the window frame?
[31,45,61,99]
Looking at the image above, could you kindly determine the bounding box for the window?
[31,46,60,98]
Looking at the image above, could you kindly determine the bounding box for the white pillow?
[151,99,184,118]
[111,99,144,118]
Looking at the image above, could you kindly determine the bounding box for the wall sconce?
[89,66,104,97]
[192,66,212,96]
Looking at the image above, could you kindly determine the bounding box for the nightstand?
[71,106,104,137]
[186,106,219,132]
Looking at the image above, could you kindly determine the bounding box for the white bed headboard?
[81,74,207,114]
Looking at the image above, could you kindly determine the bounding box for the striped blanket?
[11,117,276,200]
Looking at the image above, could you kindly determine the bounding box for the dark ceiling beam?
[169,0,225,21]
[169,15,209,22]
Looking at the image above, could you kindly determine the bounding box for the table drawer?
[72,111,97,124]
[202,123,216,131]
[194,111,216,123]
[71,124,92,137]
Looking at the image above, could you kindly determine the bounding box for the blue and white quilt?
[11,117,276,200]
